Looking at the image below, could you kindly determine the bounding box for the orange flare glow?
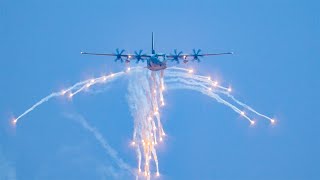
[61,90,67,95]
[12,118,17,126]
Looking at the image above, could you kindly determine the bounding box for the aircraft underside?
[147,59,167,71]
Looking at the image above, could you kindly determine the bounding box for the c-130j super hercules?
[81,33,232,72]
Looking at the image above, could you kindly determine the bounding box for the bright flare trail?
[12,67,275,178]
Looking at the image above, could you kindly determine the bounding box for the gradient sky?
[1,0,319,179]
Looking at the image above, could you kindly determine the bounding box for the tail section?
[152,32,155,54]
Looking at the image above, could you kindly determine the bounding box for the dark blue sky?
[1,0,319,179]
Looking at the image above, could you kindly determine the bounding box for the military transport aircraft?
[81,33,232,71]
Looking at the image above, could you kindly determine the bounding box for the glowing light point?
[207,76,211,80]
[127,67,131,72]
[131,141,136,146]
[86,83,91,88]
[162,86,165,91]
[162,132,166,136]
[154,111,159,115]
[90,79,95,83]
[250,121,256,125]
[160,137,163,142]
[188,69,194,74]
[69,93,73,98]
[111,73,114,77]
[213,81,218,87]
[240,111,245,116]
[228,87,232,92]
[208,87,212,91]
[128,55,132,59]
[103,76,107,81]
[156,172,160,176]
[271,119,276,124]
[12,118,17,126]
[161,102,165,106]
[61,90,67,95]
[153,89,157,94]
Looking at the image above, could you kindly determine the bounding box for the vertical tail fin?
[152,32,155,54]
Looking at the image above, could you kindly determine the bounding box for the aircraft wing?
[81,52,126,57]
[201,52,233,56]
[166,51,233,62]
[81,51,153,63]
[183,52,233,58]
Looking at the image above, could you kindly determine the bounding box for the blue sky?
[1,0,319,179]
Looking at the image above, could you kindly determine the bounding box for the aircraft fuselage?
[147,54,167,71]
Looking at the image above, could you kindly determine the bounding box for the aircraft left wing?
[81,49,152,63]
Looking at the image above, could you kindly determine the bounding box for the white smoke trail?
[64,113,133,175]
[13,66,274,179]
[165,68,274,124]
[127,68,163,179]
[225,94,275,123]
[13,68,142,124]
[166,83,254,123]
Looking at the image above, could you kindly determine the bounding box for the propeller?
[114,48,125,63]
[192,49,202,62]
[134,50,144,63]
[171,49,183,64]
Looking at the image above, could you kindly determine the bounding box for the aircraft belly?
[148,64,167,71]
